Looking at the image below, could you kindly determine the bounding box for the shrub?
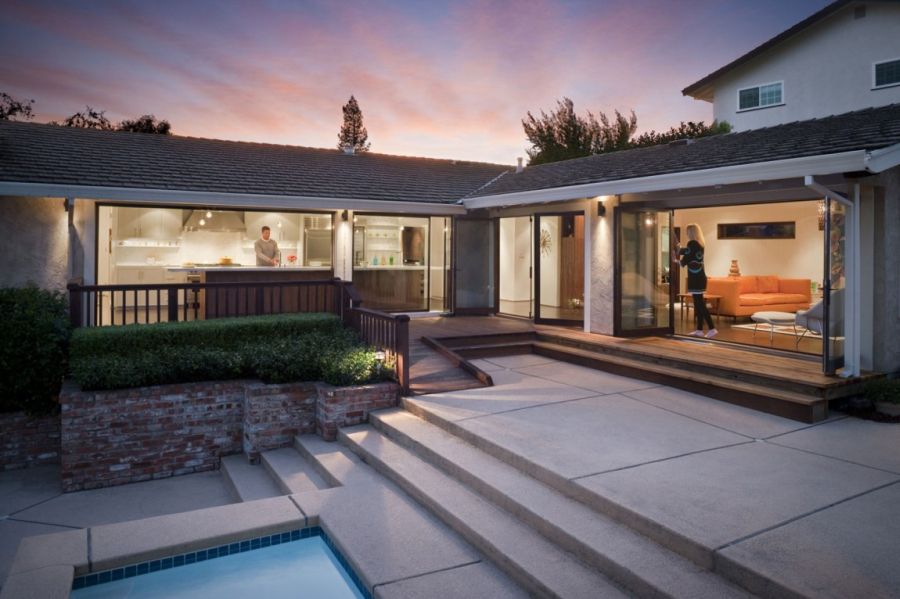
[69,314,389,391]
[0,287,70,414]
[864,378,900,405]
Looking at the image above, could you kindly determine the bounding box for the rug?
[731,322,821,338]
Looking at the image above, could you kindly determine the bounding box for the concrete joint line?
[5,516,81,530]
[8,492,65,518]
[762,439,900,476]
[568,440,756,481]
[370,559,483,591]
[761,415,850,441]
[618,391,760,441]
[454,392,610,424]
[512,367,663,398]
[713,478,900,553]
[287,495,308,527]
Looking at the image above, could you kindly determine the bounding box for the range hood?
[183,210,246,232]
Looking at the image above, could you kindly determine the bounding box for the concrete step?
[220,454,284,502]
[340,424,629,599]
[293,434,382,487]
[260,447,331,495]
[370,408,752,599]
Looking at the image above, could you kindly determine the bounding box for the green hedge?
[864,378,900,405]
[0,287,71,415]
[69,314,390,391]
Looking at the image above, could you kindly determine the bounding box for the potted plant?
[864,378,900,417]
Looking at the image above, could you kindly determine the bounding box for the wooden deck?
[408,316,878,422]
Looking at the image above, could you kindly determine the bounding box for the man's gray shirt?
[254,238,279,265]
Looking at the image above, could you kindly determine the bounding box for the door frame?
[451,215,498,315]
[496,215,534,320]
[613,205,675,337]
[533,211,585,326]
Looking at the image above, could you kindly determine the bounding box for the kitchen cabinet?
[115,207,182,239]
[112,266,184,305]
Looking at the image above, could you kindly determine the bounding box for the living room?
[673,199,826,355]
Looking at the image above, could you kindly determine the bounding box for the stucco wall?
[711,3,900,130]
[0,196,68,290]
[871,166,900,374]
[589,196,617,335]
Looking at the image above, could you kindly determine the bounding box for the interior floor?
[674,304,823,355]
[499,299,583,322]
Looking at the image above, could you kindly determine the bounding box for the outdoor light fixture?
[597,202,606,217]
[199,218,206,226]
[341,210,349,221]
[205,210,212,218]
[374,349,386,362]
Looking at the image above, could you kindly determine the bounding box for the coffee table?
[750,311,797,343]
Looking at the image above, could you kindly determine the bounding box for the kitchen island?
[166,266,334,318]
[351,265,426,311]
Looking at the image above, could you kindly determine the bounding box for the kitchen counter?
[352,265,426,271]
[166,266,332,272]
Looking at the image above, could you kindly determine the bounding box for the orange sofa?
[706,275,811,318]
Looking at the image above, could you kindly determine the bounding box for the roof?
[468,103,900,199]
[0,121,510,205]
[682,0,879,100]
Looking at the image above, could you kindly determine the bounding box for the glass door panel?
[535,214,584,324]
[615,208,674,336]
[499,216,533,318]
[823,199,846,373]
[429,216,451,312]
[453,219,495,312]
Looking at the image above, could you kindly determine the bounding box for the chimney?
[516,157,524,173]
[343,145,355,155]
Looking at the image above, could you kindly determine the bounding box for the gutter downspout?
[805,176,860,378]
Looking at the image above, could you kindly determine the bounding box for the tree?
[0,92,35,121]
[117,114,172,134]
[337,95,370,153]
[57,106,113,130]
[631,120,731,148]
[522,97,637,165]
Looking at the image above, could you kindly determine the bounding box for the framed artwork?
[717,221,795,239]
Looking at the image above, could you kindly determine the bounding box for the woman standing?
[677,223,717,338]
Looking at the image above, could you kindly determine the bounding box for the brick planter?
[58,379,400,491]
[0,411,61,470]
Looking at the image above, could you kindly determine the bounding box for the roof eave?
[0,182,468,215]
[463,149,870,209]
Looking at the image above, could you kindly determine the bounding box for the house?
[1,0,899,381]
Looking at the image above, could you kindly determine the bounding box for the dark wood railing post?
[67,282,83,328]
[396,315,410,395]
[167,289,179,323]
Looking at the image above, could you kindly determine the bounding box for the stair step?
[370,408,751,599]
[293,435,382,487]
[220,454,283,502]
[260,447,331,495]
[530,341,826,422]
[341,425,629,599]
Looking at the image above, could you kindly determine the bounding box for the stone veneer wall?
[0,411,61,470]
[58,379,400,491]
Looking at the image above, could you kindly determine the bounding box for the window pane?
[759,83,782,106]
[352,215,429,311]
[739,87,759,110]
[876,60,900,87]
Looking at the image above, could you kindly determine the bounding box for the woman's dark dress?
[678,240,714,330]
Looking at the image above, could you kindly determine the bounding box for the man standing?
[254,226,280,266]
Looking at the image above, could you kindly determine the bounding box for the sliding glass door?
[534,213,584,325]
[823,199,845,373]
[498,216,533,318]
[453,218,495,314]
[615,207,674,336]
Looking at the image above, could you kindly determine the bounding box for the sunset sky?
[1,0,832,164]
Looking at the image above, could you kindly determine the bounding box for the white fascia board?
[0,181,467,215]
[462,150,869,209]
[865,142,900,173]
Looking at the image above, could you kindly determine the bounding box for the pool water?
[71,535,365,599]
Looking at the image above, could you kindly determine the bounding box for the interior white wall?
[674,200,824,284]
[539,217,560,307]
[499,217,532,302]
[334,210,353,281]
[429,217,446,299]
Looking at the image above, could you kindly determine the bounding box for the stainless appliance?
[402,227,426,265]
[183,210,246,232]
[305,230,332,266]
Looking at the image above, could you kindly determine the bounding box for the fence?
[68,278,410,394]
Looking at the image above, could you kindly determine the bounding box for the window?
[738,82,783,111]
[874,58,900,89]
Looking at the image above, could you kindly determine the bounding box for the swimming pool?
[71,527,367,599]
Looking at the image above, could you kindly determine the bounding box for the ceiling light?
[206,210,212,218]
[199,218,206,226]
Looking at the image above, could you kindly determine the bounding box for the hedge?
[0,287,71,415]
[69,314,389,391]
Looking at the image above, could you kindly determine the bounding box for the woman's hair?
[685,223,706,247]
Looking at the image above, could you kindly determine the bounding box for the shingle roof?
[469,103,900,198]
[0,122,510,204]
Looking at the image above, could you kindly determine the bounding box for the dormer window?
[874,58,900,89]
[738,82,784,111]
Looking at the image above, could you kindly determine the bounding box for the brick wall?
[0,411,61,470]
[316,382,400,441]
[57,379,400,491]
[60,381,244,491]
[242,382,317,460]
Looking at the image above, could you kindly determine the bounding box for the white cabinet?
[112,266,181,306]
[115,207,182,239]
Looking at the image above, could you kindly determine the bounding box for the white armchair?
[795,289,844,346]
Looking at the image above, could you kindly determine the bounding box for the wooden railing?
[68,278,411,394]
